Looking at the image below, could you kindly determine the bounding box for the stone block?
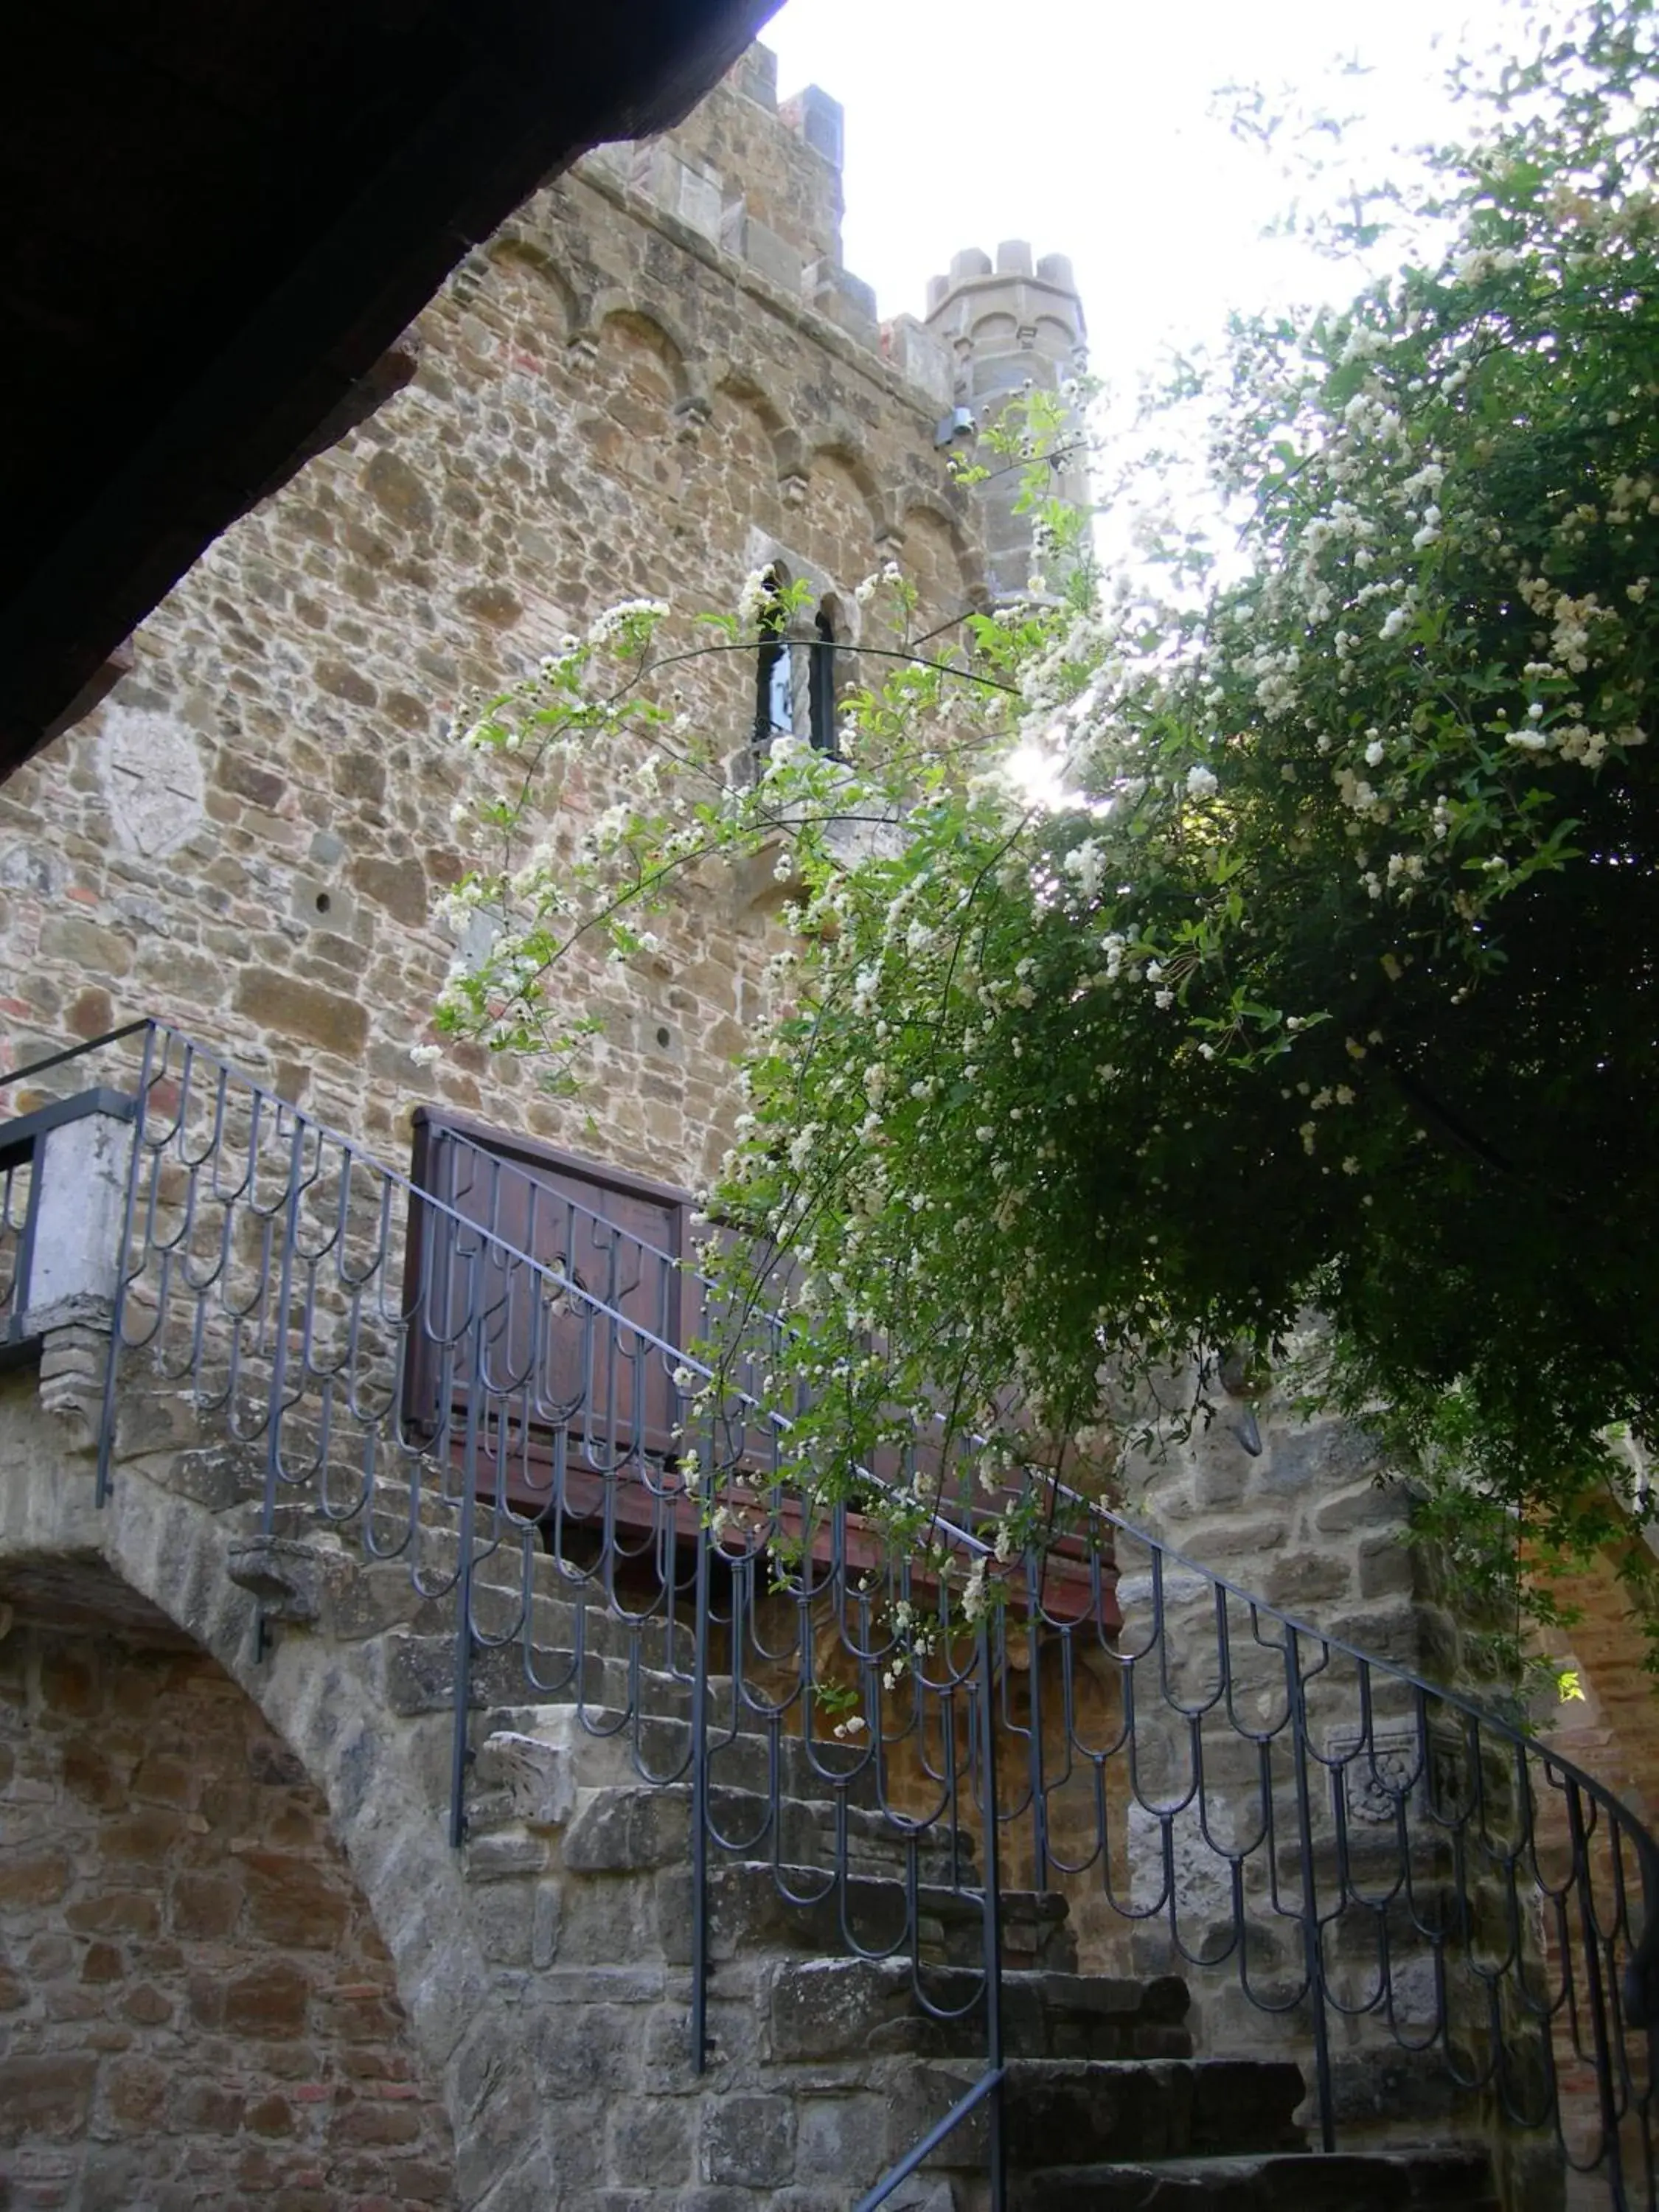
[1262,1550,1354,1615]
[477,1731,577,1829]
[527,2003,639,2099]
[219,1959,313,2037]
[883,316,953,406]
[804,261,879,347]
[724,211,805,298]
[226,1534,339,1624]
[632,146,723,243]
[469,1882,536,1968]
[563,1784,689,1872]
[1261,1419,1382,1495]
[532,1879,563,1969]
[606,2094,695,2185]
[794,2092,888,2180]
[232,969,368,1059]
[169,1870,243,1939]
[462,1829,549,1883]
[1313,1481,1405,1537]
[780,86,845,168]
[0,1854,70,1907]
[21,1107,132,1330]
[1357,1531,1416,1600]
[700,2094,796,2187]
[768,1956,911,2061]
[551,1871,659,1966]
[0,2053,97,2143]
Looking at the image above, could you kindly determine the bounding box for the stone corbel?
[672,386,713,445]
[226,1534,344,1626]
[476,1730,578,1828]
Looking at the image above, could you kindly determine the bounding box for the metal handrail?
[5,1015,1656,2209]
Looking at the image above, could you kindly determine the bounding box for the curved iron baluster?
[4,1016,1655,2212]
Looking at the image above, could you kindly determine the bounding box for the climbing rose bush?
[434,0,1659,1669]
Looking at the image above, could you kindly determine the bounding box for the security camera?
[933,406,976,449]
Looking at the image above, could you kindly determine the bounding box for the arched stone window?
[753,568,792,746]
[809,597,840,757]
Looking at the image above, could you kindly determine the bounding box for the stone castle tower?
[922,241,1089,601]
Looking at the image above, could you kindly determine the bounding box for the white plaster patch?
[97,703,205,859]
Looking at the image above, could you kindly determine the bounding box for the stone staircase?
[52,1393,1512,2211]
[398,1545,1506,2209]
[3,1050,1624,2208]
[453,1732,1505,2204]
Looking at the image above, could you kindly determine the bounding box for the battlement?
[924,240,1088,396]
[573,49,1080,425]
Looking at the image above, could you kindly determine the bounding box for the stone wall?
[1538,1537,1659,1826]
[0,1613,453,2212]
[0,44,1017,1200]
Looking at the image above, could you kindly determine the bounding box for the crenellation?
[776,83,845,172]
[878,314,955,408]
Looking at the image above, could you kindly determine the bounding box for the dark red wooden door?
[403,1109,692,1523]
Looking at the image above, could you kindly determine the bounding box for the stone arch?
[895,489,986,608]
[479,235,580,339]
[710,361,801,487]
[803,429,886,546]
[579,295,695,411]
[0,1540,459,2211]
[970,310,1020,347]
[0,1380,538,2206]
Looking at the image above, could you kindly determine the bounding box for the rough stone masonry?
[0,29,1592,2212]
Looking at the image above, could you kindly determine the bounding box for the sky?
[761,0,1523,397]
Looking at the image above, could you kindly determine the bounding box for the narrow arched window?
[754,571,792,747]
[809,600,838,757]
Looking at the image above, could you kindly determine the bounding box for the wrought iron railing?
[4,1016,1657,2211]
[0,1059,141,1359]
[0,1113,37,1353]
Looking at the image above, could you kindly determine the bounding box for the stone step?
[392,1632,868,1772]
[383,1630,698,1722]
[977,2144,1500,2210]
[499,1778,968,1887]
[234,1497,713,1666]
[895,2057,1307,2172]
[461,1683,957,1857]
[667,1861,1077,1977]
[765,1955,1192,2065]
